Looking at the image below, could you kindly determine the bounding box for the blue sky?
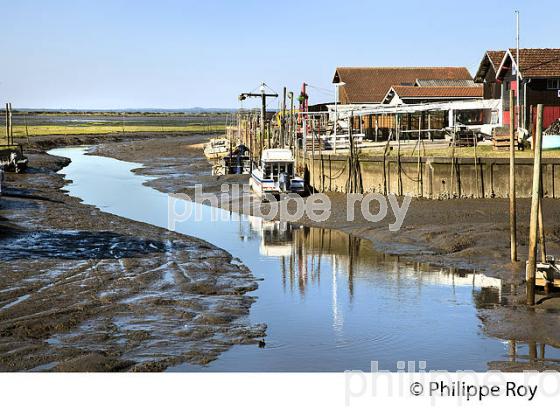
[1,0,558,109]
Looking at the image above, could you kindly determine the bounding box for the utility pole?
[239,83,278,158]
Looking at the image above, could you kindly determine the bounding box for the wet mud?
[0,134,265,372]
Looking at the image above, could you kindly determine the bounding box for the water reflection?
[250,219,504,307]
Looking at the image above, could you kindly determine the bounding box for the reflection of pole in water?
[296,229,305,296]
[508,340,517,362]
[289,243,295,293]
[316,228,324,286]
[281,256,286,292]
[529,341,537,362]
[332,254,343,335]
[347,235,357,302]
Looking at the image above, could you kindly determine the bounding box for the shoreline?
[0,133,265,372]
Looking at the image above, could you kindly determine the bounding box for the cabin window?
[287,164,293,176]
[265,166,272,177]
[547,78,560,90]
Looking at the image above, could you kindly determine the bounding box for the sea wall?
[304,153,560,199]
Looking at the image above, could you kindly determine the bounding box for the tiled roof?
[390,85,483,99]
[486,51,506,69]
[333,67,473,103]
[474,50,506,83]
[498,48,560,79]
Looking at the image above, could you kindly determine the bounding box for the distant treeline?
[2,110,233,117]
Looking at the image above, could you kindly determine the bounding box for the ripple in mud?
[0,230,167,261]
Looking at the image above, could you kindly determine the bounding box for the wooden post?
[538,176,546,264]
[289,92,294,149]
[526,104,544,306]
[538,195,546,263]
[25,114,30,143]
[474,130,479,198]
[428,112,432,141]
[8,103,13,145]
[267,121,271,149]
[417,115,422,197]
[281,87,286,147]
[509,90,517,262]
[4,103,9,142]
[311,118,316,191]
[261,93,266,155]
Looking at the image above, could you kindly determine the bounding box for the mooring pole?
[509,90,518,262]
[538,174,546,264]
[8,103,13,145]
[281,86,286,147]
[261,93,266,156]
[289,92,294,148]
[538,193,546,263]
[526,104,544,306]
[4,103,9,142]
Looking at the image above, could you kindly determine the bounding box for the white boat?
[203,138,230,160]
[526,256,560,289]
[211,144,251,176]
[250,148,305,198]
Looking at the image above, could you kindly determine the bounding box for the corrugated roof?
[498,48,560,79]
[416,79,477,87]
[333,67,473,103]
[390,85,483,99]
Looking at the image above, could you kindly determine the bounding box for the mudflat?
[0,133,265,372]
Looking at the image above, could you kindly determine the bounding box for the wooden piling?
[8,103,13,145]
[417,115,422,197]
[281,87,286,147]
[538,195,546,263]
[509,90,518,262]
[526,104,544,306]
[4,103,8,142]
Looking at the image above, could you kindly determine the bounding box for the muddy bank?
[0,135,265,372]
[92,136,560,364]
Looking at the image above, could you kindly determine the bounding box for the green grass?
[5,124,225,138]
[0,144,19,152]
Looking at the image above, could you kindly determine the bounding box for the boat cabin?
[259,149,295,181]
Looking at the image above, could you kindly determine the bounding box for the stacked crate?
[492,127,511,151]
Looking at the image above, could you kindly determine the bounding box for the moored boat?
[203,137,231,160]
[250,148,305,198]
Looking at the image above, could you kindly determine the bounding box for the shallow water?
[49,146,560,371]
